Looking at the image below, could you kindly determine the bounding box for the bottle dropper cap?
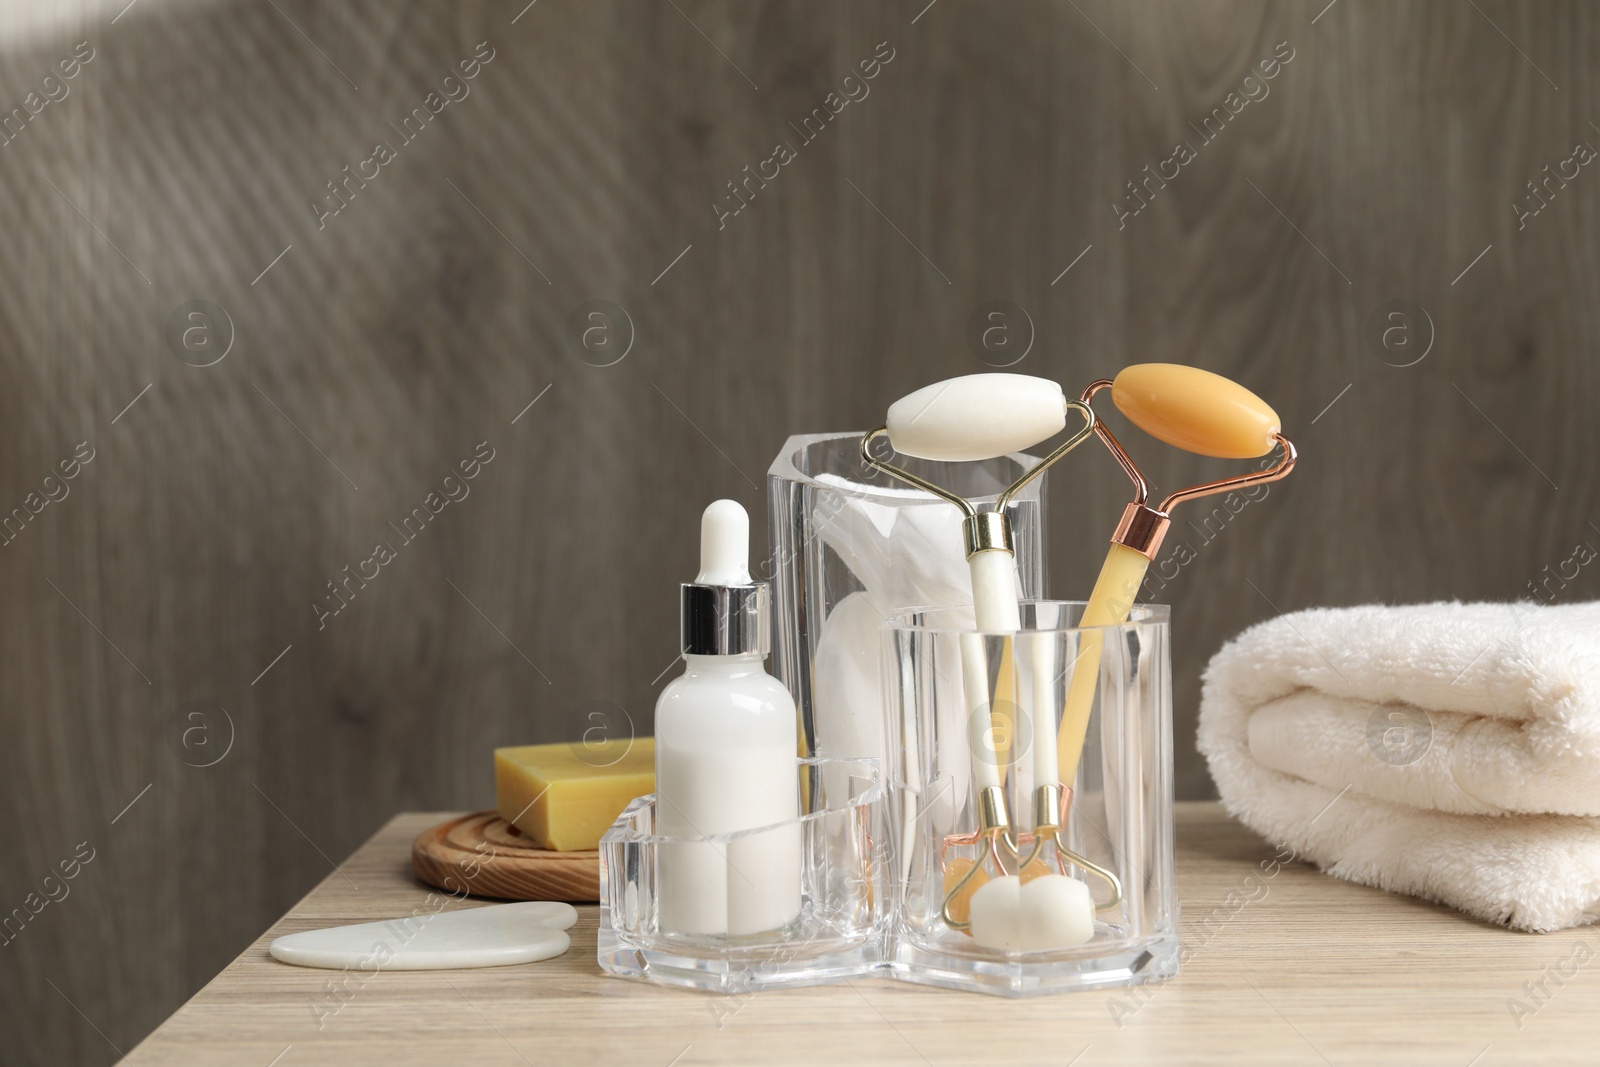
[681,500,769,656]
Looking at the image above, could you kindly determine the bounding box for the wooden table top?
[127,803,1600,1066]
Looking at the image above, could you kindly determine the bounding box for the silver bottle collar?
[680,582,770,656]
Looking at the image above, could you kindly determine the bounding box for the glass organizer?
[598,757,888,993]
[884,601,1179,997]
[596,605,1179,997]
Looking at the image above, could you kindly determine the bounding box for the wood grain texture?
[127,806,1600,1065]
[0,1,1597,1063]
[411,811,600,902]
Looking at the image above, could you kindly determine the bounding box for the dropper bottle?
[655,500,802,937]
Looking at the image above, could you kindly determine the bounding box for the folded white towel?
[1198,601,1600,932]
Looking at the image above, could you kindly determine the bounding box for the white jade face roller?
[861,374,1100,945]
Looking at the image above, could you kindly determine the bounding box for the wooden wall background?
[1,0,1595,1061]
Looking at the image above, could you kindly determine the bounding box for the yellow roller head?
[1110,363,1280,459]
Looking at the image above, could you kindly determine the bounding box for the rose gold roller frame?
[1082,378,1299,562]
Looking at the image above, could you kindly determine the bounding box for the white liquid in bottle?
[655,501,801,937]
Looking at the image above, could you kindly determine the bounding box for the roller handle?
[962,548,1022,794]
[1055,543,1151,788]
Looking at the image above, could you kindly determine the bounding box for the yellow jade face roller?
[1055,364,1298,794]
[861,374,1105,950]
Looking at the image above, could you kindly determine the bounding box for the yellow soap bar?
[1111,363,1280,459]
[495,739,655,851]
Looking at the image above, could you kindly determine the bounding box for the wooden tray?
[411,811,599,902]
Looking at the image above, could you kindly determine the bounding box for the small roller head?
[1110,363,1280,459]
[967,872,1096,951]
[886,373,1067,462]
[967,875,1024,951]
[1018,873,1095,950]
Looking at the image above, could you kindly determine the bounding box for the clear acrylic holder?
[598,757,889,993]
[766,433,1047,769]
[884,601,1178,997]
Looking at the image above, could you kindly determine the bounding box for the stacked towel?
[1198,601,1600,932]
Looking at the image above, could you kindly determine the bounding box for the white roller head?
[886,374,1067,462]
[968,873,1095,952]
[696,499,752,585]
[1019,875,1095,950]
[967,875,1024,951]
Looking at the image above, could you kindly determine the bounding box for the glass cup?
[766,432,1047,771]
[884,601,1177,996]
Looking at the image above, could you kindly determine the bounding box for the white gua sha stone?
[269,901,577,970]
[968,874,1094,953]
